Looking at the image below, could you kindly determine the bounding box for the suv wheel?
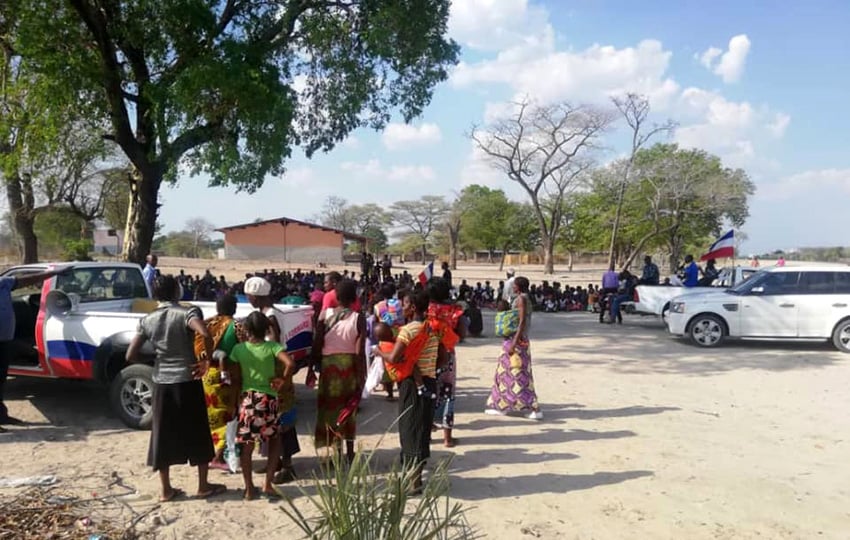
[689,314,726,348]
[110,364,154,429]
[832,319,850,353]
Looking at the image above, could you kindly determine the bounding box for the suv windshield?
[55,267,148,303]
[726,270,770,295]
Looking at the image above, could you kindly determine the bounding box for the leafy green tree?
[1,20,124,263]
[457,185,512,261]
[594,143,754,271]
[33,207,86,257]
[10,0,459,264]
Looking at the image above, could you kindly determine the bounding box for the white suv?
[666,265,850,352]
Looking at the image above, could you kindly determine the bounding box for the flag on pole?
[418,261,434,286]
[701,230,735,261]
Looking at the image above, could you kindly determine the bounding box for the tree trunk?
[122,167,162,265]
[543,237,555,275]
[448,226,459,270]
[5,173,38,264]
[568,250,574,272]
[607,180,628,268]
[420,243,427,263]
[498,247,507,272]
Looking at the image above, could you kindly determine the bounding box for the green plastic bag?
[495,309,520,337]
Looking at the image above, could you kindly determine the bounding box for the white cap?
[507,268,516,276]
[244,276,271,296]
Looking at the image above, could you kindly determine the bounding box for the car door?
[739,271,801,337]
[1,266,51,374]
[796,272,837,338]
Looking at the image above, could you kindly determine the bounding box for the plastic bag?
[495,309,520,337]
[363,354,385,399]
[222,419,240,473]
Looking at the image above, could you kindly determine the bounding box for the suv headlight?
[670,301,686,314]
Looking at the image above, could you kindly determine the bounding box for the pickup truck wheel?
[688,314,726,348]
[832,319,850,353]
[110,364,154,430]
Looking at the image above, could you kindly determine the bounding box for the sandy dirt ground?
[3,294,850,539]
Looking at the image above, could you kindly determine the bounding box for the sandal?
[160,488,186,503]
[197,483,227,499]
[273,467,297,484]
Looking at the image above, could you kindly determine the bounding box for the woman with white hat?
[243,276,300,484]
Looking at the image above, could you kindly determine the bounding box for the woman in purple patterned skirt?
[485,276,543,420]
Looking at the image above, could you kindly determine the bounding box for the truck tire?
[110,364,155,430]
[832,319,850,353]
[688,314,726,348]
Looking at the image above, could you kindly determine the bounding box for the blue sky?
[159,0,850,255]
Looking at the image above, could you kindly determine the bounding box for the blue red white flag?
[418,261,434,286]
[701,230,735,261]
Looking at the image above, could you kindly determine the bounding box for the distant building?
[217,217,367,264]
[93,228,124,255]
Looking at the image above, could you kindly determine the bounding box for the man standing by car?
[682,255,700,287]
[0,267,72,433]
[142,254,158,292]
[639,256,660,285]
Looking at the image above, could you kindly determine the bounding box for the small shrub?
[63,239,93,261]
[281,448,477,540]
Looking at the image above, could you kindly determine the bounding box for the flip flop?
[160,488,186,503]
[196,484,227,499]
[261,488,282,501]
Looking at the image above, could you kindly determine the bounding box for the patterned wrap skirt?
[237,390,280,445]
[315,353,359,447]
[434,351,456,429]
[486,338,539,412]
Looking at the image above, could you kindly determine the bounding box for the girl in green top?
[228,312,295,500]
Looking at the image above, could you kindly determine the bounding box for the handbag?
[495,309,520,337]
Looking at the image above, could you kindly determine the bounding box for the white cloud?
[340,159,435,185]
[340,136,361,149]
[768,168,850,199]
[697,47,722,69]
[767,113,790,138]
[387,165,436,184]
[448,0,551,51]
[381,123,442,150]
[698,34,751,83]
[452,37,680,110]
[281,166,315,188]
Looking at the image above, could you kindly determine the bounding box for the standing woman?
[195,294,240,471]
[427,277,465,447]
[126,275,227,502]
[313,279,366,463]
[228,311,295,500]
[376,290,444,494]
[485,276,543,420]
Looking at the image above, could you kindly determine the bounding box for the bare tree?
[185,217,215,258]
[390,195,449,261]
[606,93,676,269]
[316,196,356,232]
[471,98,613,274]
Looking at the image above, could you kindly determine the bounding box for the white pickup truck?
[624,266,759,319]
[2,262,313,429]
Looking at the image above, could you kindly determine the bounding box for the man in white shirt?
[502,268,516,303]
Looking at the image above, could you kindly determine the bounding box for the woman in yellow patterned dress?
[195,295,240,470]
